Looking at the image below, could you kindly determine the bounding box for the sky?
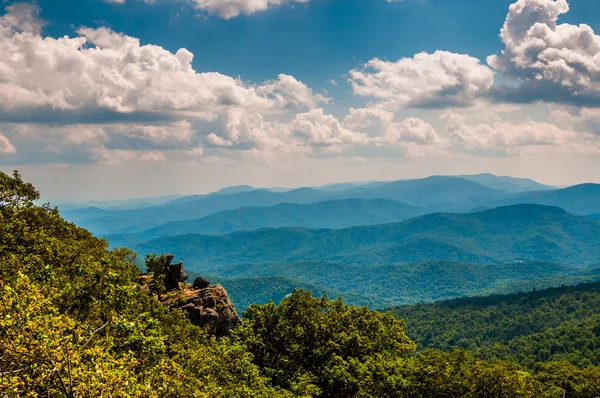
[1,0,600,201]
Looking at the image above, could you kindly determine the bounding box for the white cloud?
[0,5,324,118]
[349,50,495,109]
[441,109,600,156]
[291,108,367,147]
[104,0,311,19]
[0,3,42,36]
[0,132,16,153]
[343,107,438,145]
[488,0,600,105]
[190,0,310,19]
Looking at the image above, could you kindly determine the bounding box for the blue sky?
[1,0,600,200]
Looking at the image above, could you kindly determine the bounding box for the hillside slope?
[389,281,600,368]
[131,204,600,268]
[208,275,394,311]
[205,260,590,307]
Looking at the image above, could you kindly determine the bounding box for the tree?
[234,289,416,397]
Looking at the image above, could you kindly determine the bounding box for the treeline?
[2,170,600,397]
[390,282,600,368]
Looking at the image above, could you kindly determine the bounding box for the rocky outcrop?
[164,254,188,290]
[143,255,240,336]
[179,284,240,337]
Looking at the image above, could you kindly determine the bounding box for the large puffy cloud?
[488,0,600,105]
[349,51,495,109]
[203,107,441,159]
[0,4,324,119]
[190,0,310,19]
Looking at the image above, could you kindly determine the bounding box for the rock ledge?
[143,255,240,336]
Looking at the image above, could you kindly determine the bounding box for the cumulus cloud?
[200,107,441,159]
[0,2,42,35]
[488,0,600,106]
[0,120,207,165]
[343,107,439,145]
[0,5,324,119]
[441,109,600,156]
[291,108,367,147]
[190,0,310,19]
[349,51,495,109]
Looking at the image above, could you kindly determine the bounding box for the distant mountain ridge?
[457,173,554,192]
[487,183,600,215]
[63,175,516,235]
[132,204,600,269]
[62,174,599,238]
[109,198,425,241]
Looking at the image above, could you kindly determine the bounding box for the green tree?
[234,289,416,397]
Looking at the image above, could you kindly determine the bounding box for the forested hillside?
[390,282,600,368]
[208,275,396,310]
[3,170,600,397]
[132,204,600,268]
[207,260,600,309]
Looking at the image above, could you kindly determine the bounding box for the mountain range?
[56,173,600,311]
[132,204,600,269]
[108,198,425,241]
[61,174,598,237]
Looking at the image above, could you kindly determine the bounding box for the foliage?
[0,170,281,397]
[233,289,417,396]
[208,275,394,311]
[206,260,599,310]
[145,253,173,293]
[4,170,600,397]
[389,282,600,368]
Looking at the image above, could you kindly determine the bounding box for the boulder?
[180,284,241,336]
[193,276,211,289]
[165,260,187,290]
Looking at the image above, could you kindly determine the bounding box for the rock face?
[144,255,240,336]
[179,284,241,337]
[164,255,188,290]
